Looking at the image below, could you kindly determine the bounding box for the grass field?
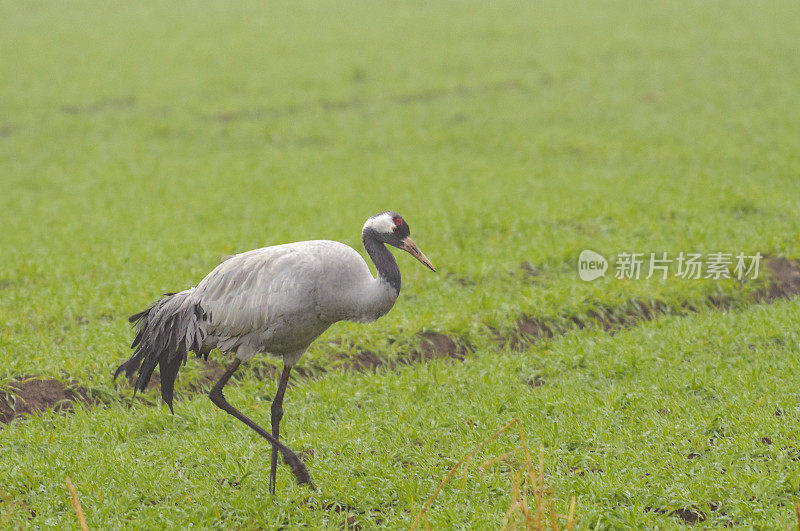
[2,1,800,528]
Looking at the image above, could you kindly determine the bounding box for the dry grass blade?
[535,444,545,528]
[795,501,800,531]
[502,467,525,530]
[460,454,473,490]
[521,477,534,529]
[566,496,577,531]
[410,419,578,530]
[514,421,536,489]
[410,419,523,530]
[65,476,88,531]
[503,502,522,531]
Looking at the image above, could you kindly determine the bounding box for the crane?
[114,211,435,494]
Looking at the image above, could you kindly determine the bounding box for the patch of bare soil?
[319,98,361,111]
[754,257,800,302]
[512,316,555,349]
[60,97,135,114]
[343,350,383,373]
[393,80,524,105]
[323,501,386,530]
[298,499,379,530]
[207,81,523,124]
[647,503,728,526]
[207,105,299,123]
[519,261,541,277]
[413,332,466,361]
[526,376,545,388]
[126,371,160,392]
[646,505,705,525]
[0,379,90,424]
[333,333,467,374]
[672,506,706,525]
[195,359,227,388]
[444,271,476,287]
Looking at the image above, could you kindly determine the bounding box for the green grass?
[3,302,800,528]
[1,0,800,528]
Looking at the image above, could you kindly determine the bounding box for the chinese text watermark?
[578,250,761,282]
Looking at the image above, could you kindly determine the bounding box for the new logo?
[578,250,608,281]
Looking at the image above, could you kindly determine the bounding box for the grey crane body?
[193,240,399,365]
[115,211,435,495]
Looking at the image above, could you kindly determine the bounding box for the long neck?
[363,229,401,294]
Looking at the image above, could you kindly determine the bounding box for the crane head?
[363,211,436,272]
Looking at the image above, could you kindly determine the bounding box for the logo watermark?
[578,250,762,282]
[578,249,608,281]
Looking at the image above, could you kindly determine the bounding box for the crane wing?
[194,246,319,341]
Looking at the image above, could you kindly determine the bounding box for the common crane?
[114,211,435,494]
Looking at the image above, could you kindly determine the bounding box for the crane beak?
[401,236,436,272]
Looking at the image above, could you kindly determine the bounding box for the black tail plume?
[114,290,205,412]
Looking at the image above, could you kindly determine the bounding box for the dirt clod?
[672,507,706,525]
[519,261,540,277]
[647,505,707,525]
[527,376,545,388]
[342,516,361,530]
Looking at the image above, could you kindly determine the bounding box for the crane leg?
[269,364,292,495]
[209,358,315,492]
